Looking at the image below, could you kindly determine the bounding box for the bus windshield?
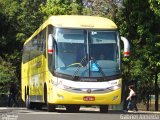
[54,28,120,80]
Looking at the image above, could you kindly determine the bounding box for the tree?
[116,0,160,111]
[0,0,20,54]
[0,0,44,93]
[0,59,18,94]
[40,0,83,20]
[149,0,160,17]
[83,0,120,19]
[17,0,44,42]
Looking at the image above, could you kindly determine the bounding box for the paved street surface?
[0,107,160,120]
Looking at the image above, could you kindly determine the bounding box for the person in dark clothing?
[7,83,19,107]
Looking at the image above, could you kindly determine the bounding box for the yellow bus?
[21,15,130,112]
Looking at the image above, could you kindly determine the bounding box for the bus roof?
[24,15,117,44]
[48,15,117,29]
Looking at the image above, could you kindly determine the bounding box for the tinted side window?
[22,42,31,63]
[22,28,47,63]
[30,36,38,60]
[38,29,46,56]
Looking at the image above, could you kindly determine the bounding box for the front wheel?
[47,103,56,112]
[35,103,43,110]
[25,94,34,109]
[100,105,108,113]
[44,84,56,112]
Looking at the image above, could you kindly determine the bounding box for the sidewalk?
[80,107,160,114]
[127,110,160,114]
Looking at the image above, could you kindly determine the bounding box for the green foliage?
[0,0,44,93]
[82,0,118,19]
[40,0,83,20]
[149,0,160,17]
[0,0,160,105]
[116,0,160,103]
[17,0,44,39]
[0,0,19,54]
[0,59,18,94]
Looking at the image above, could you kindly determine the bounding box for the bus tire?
[47,103,55,112]
[25,94,34,109]
[100,105,108,113]
[44,84,55,112]
[44,84,47,104]
[35,103,42,110]
[66,105,80,112]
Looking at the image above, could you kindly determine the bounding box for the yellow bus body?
[21,15,122,109]
[47,81,122,105]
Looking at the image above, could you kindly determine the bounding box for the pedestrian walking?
[7,83,19,107]
[126,85,138,112]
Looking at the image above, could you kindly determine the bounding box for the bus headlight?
[57,84,71,90]
[108,84,121,91]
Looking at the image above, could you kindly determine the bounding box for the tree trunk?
[146,94,149,111]
[155,67,159,111]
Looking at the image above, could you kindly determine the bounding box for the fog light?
[57,94,64,100]
[112,96,118,101]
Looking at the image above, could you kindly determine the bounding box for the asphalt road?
[0,107,160,120]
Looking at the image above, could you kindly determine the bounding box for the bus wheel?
[35,103,42,110]
[25,94,34,109]
[44,84,56,112]
[66,105,80,112]
[100,105,108,113]
[47,103,55,112]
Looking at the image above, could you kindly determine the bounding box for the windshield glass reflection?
[54,28,120,79]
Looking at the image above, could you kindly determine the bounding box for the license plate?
[83,96,95,101]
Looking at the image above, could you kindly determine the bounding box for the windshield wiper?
[72,57,107,81]
[72,55,87,80]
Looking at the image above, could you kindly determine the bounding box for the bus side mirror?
[121,37,130,57]
[48,34,54,54]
